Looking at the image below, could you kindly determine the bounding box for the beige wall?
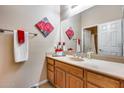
[0,5,60,87]
[61,14,81,50]
[81,5,123,27]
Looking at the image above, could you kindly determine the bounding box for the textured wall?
[0,5,60,87]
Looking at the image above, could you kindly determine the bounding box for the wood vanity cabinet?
[55,68,66,88]
[47,58,55,85]
[47,70,54,84]
[47,57,124,88]
[47,57,84,88]
[85,70,121,88]
[66,73,83,88]
[54,60,83,88]
[121,80,124,88]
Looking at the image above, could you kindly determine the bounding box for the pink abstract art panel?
[65,27,74,40]
[35,17,54,37]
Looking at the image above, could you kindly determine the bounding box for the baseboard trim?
[29,79,48,88]
[38,79,48,86]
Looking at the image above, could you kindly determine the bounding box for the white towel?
[14,30,29,62]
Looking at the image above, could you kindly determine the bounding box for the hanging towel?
[14,30,29,62]
[76,38,81,53]
[17,30,25,44]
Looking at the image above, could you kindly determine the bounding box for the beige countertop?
[47,54,124,80]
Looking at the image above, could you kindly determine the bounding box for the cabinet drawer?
[47,58,54,65]
[55,61,83,78]
[48,64,54,71]
[87,71,121,88]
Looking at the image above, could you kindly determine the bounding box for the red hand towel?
[78,38,80,45]
[17,30,25,44]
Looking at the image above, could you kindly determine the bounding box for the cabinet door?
[47,58,54,65]
[47,70,54,84]
[66,73,83,88]
[121,81,124,88]
[55,68,66,88]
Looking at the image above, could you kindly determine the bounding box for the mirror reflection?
[61,5,124,57]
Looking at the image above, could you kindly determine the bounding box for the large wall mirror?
[61,5,124,57]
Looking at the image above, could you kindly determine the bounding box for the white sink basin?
[67,55,84,61]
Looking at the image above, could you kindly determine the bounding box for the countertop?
[47,54,124,80]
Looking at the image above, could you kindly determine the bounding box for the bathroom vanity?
[45,5,124,88]
[46,55,124,88]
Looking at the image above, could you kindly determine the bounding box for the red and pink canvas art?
[65,27,74,40]
[35,17,54,37]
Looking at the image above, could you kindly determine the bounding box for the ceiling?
[60,5,95,21]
